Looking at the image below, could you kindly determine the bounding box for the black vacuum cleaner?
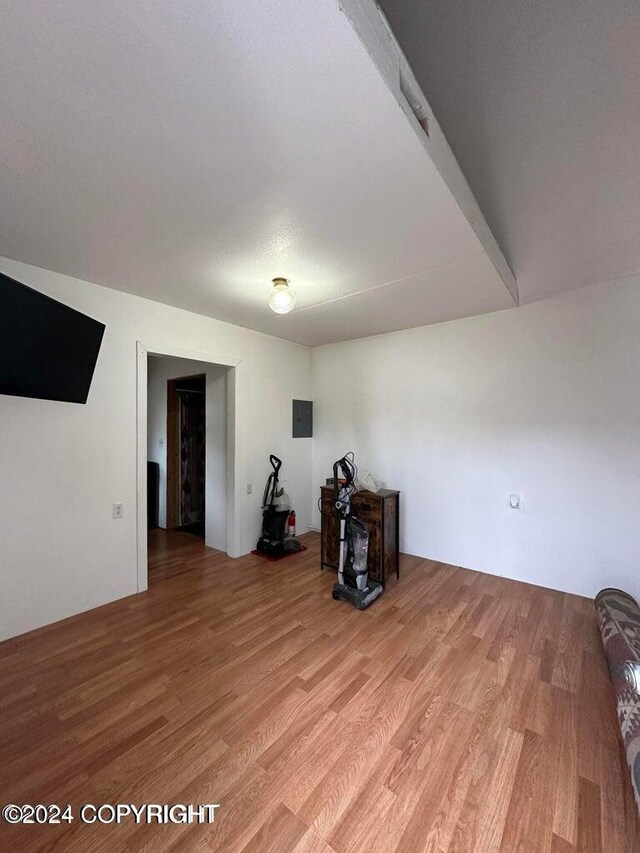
[330,453,383,610]
[256,454,302,556]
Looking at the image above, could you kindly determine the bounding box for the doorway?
[167,373,206,539]
[139,344,239,593]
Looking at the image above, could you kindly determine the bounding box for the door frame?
[136,341,240,593]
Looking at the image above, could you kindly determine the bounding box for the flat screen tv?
[0,271,105,404]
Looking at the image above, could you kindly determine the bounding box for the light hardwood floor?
[0,531,638,852]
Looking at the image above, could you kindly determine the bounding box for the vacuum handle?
[333,459,341,509]
[262,455,283,509]
[270,454,282,474]
[333,455,355,511]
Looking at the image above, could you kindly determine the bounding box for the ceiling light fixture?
[268,277,296,314]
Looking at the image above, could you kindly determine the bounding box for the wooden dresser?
[320,486,400,587]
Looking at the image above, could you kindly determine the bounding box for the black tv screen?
[0,272,105,404]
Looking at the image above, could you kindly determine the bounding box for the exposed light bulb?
[268,278,296,314]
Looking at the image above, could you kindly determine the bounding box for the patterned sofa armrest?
[595,588,640,815]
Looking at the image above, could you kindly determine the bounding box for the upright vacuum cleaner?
[256,454,302,556]
[331,453,383,609]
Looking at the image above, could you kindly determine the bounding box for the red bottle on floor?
[287,511,296,537]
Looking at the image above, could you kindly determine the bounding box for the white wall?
[147,355,228,551]
[0,257,312,641]
[312,277,640,601]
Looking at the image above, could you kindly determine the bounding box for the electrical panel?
[292,399,313,438]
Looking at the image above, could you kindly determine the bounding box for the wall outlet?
[246,483,252,495]
[113,502,124,519]
[509,494,521,510]
[158,438,164,448]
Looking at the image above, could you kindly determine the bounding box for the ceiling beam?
[337,0,519,306]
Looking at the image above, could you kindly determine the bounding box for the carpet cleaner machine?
[256,454,302,556]
[330,453,383,609]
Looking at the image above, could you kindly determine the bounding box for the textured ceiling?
[379,0,640,304]
[0,0,514,345]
